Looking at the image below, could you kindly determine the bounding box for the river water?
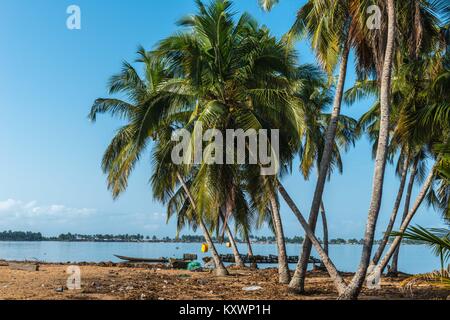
[0,241,441,274]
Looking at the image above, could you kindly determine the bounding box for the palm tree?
[393,226,450,292]
[393,226,450,274]
[346,37,448,269]
[431,142,450,220]
[260,0,448,298]
[297,73,358,256]
[371,168,436,275]
[389,149,428,275]
[178,173,231,276]
[268,187,291,283]
[153,0,308,283]
[232,184,258,268]
[277,181,348,295]
[87,47,232,275]
[260,0,358,293]
[221,211,246,268]
[372,153,410,266]
[338,0,446,299]
[338,0,396,300]
[371,56,450,278]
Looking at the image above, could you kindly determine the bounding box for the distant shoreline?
[0,230,425,245]
[0,240,425,245]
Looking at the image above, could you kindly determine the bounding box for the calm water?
[0,242,441,274]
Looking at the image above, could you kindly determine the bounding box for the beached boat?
[114,253,198,264]
[114,255,169,263]
[115,253,322,267]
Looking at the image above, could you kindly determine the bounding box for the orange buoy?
[226,242,232,248]
[201,243,209,253]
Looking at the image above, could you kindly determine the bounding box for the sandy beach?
[0,261,448,300]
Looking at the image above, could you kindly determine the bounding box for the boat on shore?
[115,254,322,266]
[114,255,169,263]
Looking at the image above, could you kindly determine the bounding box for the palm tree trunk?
[223,220,245,268]
[320,202,329,255]
[176,172,229,276]
[245,233,257,269]
[371,155,410,266]
[278,182,347,295]
[372,169,434,276]
[338,0,396,300]
[290,34,351,293]
[390,157,419,275]
[269,189,291,284]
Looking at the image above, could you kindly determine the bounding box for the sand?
[0,261,449,300]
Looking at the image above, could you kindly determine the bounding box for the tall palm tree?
[153,0,308,283]
[260,0,358,293]
[297,71,358,255]
[277,181,348,295]
[338,0,446,299]
[389,149,428,275]
[273,0,446,297]
[373,168,437,275]
[371,47,450,279]
[347,49,448,271]
[372,152,410,266]
[221,212,246,268]
[345,76,415,268]
[353,29,449,270]
[87,47,232,275]
[337,0,396,300]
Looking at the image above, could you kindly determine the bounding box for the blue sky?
[0,0,445,238]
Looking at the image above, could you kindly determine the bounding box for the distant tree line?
[0,230,424,245]
[0,231,44,241]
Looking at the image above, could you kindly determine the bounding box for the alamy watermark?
[171,122,280,176]
[66,265,82,290]
[66,5,81,30]
[366,265,382,290]
[366,5,381,30]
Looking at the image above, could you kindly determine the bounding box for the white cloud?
[0,199,22,211]
[0,199,96,220]
[0,199,176,236]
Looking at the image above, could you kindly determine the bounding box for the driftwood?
[8,262,39,271]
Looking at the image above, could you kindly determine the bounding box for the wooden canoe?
[114,255,168,263]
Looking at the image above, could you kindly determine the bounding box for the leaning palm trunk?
[278,182,347,295]
[371,155,410,266]
[290,35,351,292]
[320,202,329,255]
[390,158,419,275]
[338,0,396,300]
[176,172,228,276]
[224,221,245,268]
[269,189,291,284]
[245,233,257,269]
[372,170,434,276]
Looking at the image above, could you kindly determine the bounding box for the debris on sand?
[1,262,449,300]
[242,286,262,292]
